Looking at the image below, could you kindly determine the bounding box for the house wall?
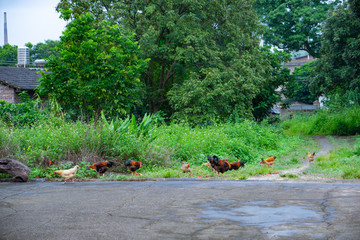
[0,83,18,104]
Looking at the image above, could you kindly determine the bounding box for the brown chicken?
[307,152,315,162]
[181,162,191,174]
[53,165,79,183]
[42,156,58,167]
[229,160,245,170]
[208,155,231,175]
[125,159,142,175]
[260,156,276,167]
[87,160,115,176]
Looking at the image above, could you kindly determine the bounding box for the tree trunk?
[0,159,31,182]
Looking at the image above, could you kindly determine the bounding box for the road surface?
[1,180,360,240]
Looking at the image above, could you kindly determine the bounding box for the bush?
[281,106,360,135]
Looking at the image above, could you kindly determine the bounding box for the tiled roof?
[0,67,42,90]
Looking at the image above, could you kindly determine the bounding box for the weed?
[280,173,298,178]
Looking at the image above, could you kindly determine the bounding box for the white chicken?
[53,165,79,183]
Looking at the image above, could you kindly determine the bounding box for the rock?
[0,159,31,182]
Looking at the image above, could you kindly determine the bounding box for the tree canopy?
[55,0,288,123]
[254,0,340,57]
[311,0,360,100]
[0,44,17,66]
[37,12,148,121]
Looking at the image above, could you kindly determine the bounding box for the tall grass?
[281,106,360,135]
[0,117,308,177]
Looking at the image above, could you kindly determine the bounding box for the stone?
[0,159,30,182]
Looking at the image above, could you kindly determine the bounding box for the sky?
[0,0,68,47]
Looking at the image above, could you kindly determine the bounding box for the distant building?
[271,54,319,116]
[285,55,315,74]
[0,67,41,104]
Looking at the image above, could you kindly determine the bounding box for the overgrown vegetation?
[281,106,360,135]
[0,109,312,180]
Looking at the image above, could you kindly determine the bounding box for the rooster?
[208,155,231,175]
[53,165,79,183]
[307,152,315,162]
[229,160,245,170]
[260,156,276,167]
[87,160,115,176]
[181,162,191,174]
[125,159,142,176]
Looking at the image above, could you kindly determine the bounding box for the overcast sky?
[0,0,68,46]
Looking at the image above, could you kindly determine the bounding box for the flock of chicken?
[52,159,142,184]
[51,152,316,183]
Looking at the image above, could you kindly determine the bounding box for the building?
[285,54,316,74]
[0,67,41,104]
[271,54,320,116]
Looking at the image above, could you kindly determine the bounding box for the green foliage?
[101,111,157,139]
[284,61,318,104]
[252,46,292,121]
[0,112,308,179]
[37,12,148,121]
[321,89,360,111]
[0,93,46,127]
[0,44,17,66]
[313,1,360,97]
[253,0,340,57]
[281,106,360,135]
[27,40,59,61]
[56,0,275,122]
[150,120,304,166]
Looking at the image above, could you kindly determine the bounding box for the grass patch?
[281,106,360,136]
[307,137,360,179]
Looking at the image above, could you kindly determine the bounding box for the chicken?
[208,155,231,175]
[181,162,191,174]
[201,162,216,173]
[53,165,79,183]
[229,160,245,170]
[260,156,276,167]
[87,160,115,176]
[42,157,58,167]
[47,159,58,167]
[124,159,142,176]
[307,152,315,162]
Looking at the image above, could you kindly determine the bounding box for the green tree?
[0,44,17,66]
[253,0,339,57]
[312,1,360,99]
[56,0,271,123]
[252,47,292,120]
[31,40,59,60]
[284,61,318,104]
[37,12,148,121]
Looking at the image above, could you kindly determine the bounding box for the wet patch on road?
[199,200,328,238]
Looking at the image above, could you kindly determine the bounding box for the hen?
[87,160,115,176]
[260,156,276,167]
[229,160,245,170]
[201,162,216,173]
[181,162,191,174]
[208,155,231,175]
[307,152,315,162]
[125,159,142,176]
[53,165,79,183]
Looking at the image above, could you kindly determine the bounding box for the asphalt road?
[1,180,360,240]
